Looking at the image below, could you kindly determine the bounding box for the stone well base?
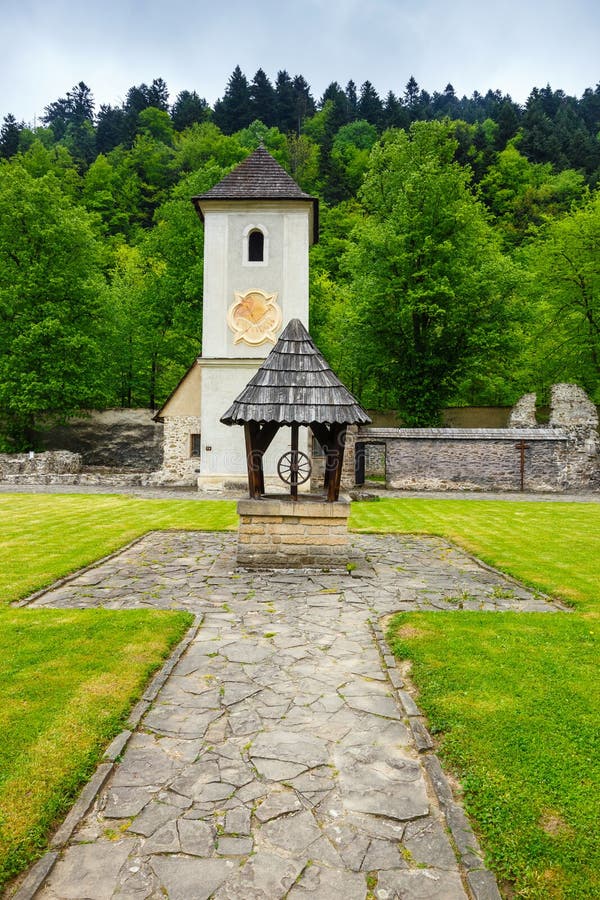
[237,496,350,568]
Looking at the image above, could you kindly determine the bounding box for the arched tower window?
[248,229,264,262]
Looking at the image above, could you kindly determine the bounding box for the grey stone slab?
[111,748,183,787]
[288,865,366,899]
[376,868,468,898]
[150,856,234,900]
[403,816,459,870]
[361,838,406,871]
[344,694,402,720]
[260,809,322,853]
[335,740,429,821]
[221,681,262,706]
[177,819,215,856]
[127,801,179,836]
[252,757,308,781]
[250,730,329,768]
[217,836,253,855]
[466,868,503,899]
[255,790,302,822]
[213,851,307,900]
[103,786,153,819]
[222,642,273,663]
[218,761,255,787]
[143,704,223,738]
[41,841,132,900]
[192,781,236,802]
[225,805,252,834]
[141,820,181,854]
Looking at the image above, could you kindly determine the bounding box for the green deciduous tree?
[522,190,600,399]
[342,121,516,423]
[480,143,586,246]
[0,164,108,446]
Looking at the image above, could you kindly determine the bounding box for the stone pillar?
[549,383,599,490]
[237,497,350,568]
[508,393,537,428]
[340,425,358,490]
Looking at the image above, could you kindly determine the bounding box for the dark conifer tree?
[345,80,358,121]
[580,84,600,134]
[147,78,170,111]
[123,83,153,143]
[404,76,420,119]
[496,100,520,148]
[0,114,23,158]
[42,82,94,138]
[292,75,316,131]
[274,70,297,133]
[520,104,565,167]
[213,66,252,134]
[357,81,383,127]
[383,91,408,130]
[96,105,128,153]
[250,69,276,126]
[170,91,210,131]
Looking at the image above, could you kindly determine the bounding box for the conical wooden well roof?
[221,319,371,427]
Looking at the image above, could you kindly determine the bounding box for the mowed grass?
[350,498,599,611]
[0,493,238,890]
[350,498,599,898]
[0,608,191,887]
[0,492,237,605]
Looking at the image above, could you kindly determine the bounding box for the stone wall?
[160,415,202,482]
[237,497,350,567]
[348,384,599,494]
[33,409,164,469]
[0,450,82,477]
[362,428,570,492]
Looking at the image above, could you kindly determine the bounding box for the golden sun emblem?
[227,289,282,345]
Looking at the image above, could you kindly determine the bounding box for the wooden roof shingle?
[191,146,319,242]
[221,319,371,427]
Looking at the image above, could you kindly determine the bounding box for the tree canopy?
[0,68,599,446]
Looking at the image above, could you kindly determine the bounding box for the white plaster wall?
[201,201,310,359]
[198,359,308,484]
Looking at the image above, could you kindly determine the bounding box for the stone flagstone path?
[21,532,559,900]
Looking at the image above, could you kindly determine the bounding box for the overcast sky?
[2,0,599,124]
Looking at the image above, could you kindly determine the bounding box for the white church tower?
[156,146,318,490]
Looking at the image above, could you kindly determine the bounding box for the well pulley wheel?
[277,450,312,485]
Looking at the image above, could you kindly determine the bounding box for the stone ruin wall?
[354,384,599,493]
[377,429,570,492]
[32,409,164,470]
[1,385,597,493]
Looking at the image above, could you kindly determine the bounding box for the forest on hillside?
[0,67,599,447]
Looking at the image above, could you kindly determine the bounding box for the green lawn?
[0,493,236,891]
[350,499,600,899]
[0,493,237,605]
[2,494,599,898]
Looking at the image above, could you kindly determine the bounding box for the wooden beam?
[244,422,280,498]
[244,424,262,498]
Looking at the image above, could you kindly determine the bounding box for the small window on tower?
[248,229,264,262]
[190,434,202,458]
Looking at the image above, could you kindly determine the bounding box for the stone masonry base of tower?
[236,497,350,568]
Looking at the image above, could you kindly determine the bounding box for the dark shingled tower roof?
[191,146,319,242]
[221,319,371,427]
